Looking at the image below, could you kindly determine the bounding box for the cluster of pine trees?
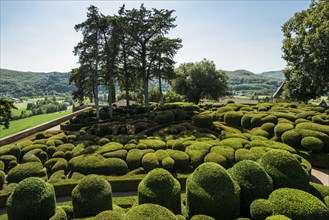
[70,4,182,118]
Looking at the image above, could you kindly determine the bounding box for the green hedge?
[259,150,309,190]
[123,203,177,220]
[186,162,240,219]
[224,111,243,127]
[192,115,213,129]
[126,149,154,170]
[296,122,329,135]
[7,177,56,220]
[7,162,47,183]
[138,168,181,214]
[251,188,329,220]
[72,174,112,218]
[228,160,273,215]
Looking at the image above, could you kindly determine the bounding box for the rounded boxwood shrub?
[274,123,294,139]
[221,138,249,150]
[185,149,208,169]
[69,154,128,175]
[7,162,47,183]
[186,162,240,219]
[142,153,160,172]
[45,158,68,174]
[138,168,181,214]
[192,114,213,129]
[210,146,235,167]
[296,122,329,135]
[224,111,243,127]
[301,137,324,151]
[234,149,256,162]
[0,170,5,189]
[166,149,191,172]
[0,160,4,171]
[190,214,215,220]
[251,115,264,128]
[49,207,67,220]
[123,203,177,220]
[250,199,273,220]
[126,149,154,170]
[228,160,273,215]
[204,152,227,168]
[309,182,329,201]
[56,143,75,152]
[172,141,186,151]
[241,114,253,129]
[261,123,276,136]
[253,188,329,220]
[297,129,329,152]
[154,111,175,124]
[72,174,112,218]
[259,150,309,190]
[266,215,291,220]
[161,157,175,172]
[262,115,278,125]
[139,139,166,150]
[7,177,56,220]
[103,149,127,160]
[281,130,301,147]
[95,210,123,220]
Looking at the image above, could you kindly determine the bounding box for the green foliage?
[72,174,112,218]
[138,168,181,214]
[274,123,294,139]
[203,152,227,168]
[45,158,68,174]
[69,154,128,175]
[172,60,228,104]
[210,146,235,167]
[0,171,5,190]
[296,122,329,136]
[301,136,324,151]
[265,215,291,220]
[166,149,191,172]
[153,111,175,124]
[250,199,273,220]
[192,114,213,129]
[7,177,56,220]
[259,150,309,190]
[224,111,243,127]
[94,210,123,220]
[123,203,177,220]
[266,188,329,220]
[221,138,249,150]
[0,97,18,129]
[309,182,329,201]
[7,162,47,183]
[142,153,160,172]
[281,130,301,147]
[228,160,273,215]
[234,149,256,162]
[139,139,166,150]
[282,0,329,102]
[186,162,240,219]
[126,149,154,170]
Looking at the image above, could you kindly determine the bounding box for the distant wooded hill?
[0,68,284,98]
[0,69,75,97]
[224,70,284,96]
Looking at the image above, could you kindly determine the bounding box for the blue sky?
[1,0,311,73]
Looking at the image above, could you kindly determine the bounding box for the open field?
[0,111,71,138]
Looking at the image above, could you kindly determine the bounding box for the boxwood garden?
[1,101,329,219]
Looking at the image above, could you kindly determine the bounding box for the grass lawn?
[0,111,71,139]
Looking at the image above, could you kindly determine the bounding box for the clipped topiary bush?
[45,158,68,174]
[7,177,56,220]
[228,160,273,215]
[94,210,123,220]
[274,123,294,139]
[251,188,329,220]
[49,207,68,220]
[126,149,154,170]
[190,214,215,220]
[204,152,227,168]
[0,170,5,189]
[186,162,240,219]
[139,139,167,150]
[166,149,191,173]
[301,137,324,151]
[234,148,256,162]
[281,129,301,147]
[296,122,329,135]
[72,174,112,218]
[161,157,175,172]
[224,111,243,127]
[192,114,213,129]
[69,154,128,175]
[221,138,249,150]
[7,162,47,183]
[138,168,181,214]
[241,114,253,129]
[142,153,160,172]
[123,203,177,220]
[56,143,75,152]
[210,146,235,167]
[259,150,309,190]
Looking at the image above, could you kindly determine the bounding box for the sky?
[0,0,311,73]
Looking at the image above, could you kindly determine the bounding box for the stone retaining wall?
[0,107,91,146]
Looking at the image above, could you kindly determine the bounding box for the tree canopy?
[70,4,182,117]
[0,97,17,129]
[282,0,329,103]
[172,59,228,104]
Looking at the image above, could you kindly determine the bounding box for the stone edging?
[0,107,91,146]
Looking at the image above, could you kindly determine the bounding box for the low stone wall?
[0,107,92,146]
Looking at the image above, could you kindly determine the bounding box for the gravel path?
[311,168,329,186]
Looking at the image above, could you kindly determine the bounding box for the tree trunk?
[141,45,149,112]
[108,79,113,118]
[94,84,100,119]
[158,70,163,106]
[125,86,130,106]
